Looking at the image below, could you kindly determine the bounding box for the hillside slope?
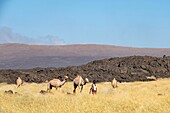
[0,56,170,83]
[1,44,170,69]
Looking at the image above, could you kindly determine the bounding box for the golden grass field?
[0,78,170,113]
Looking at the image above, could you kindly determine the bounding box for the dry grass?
[0,78,170,113]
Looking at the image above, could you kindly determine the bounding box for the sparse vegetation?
[0,78,170,113]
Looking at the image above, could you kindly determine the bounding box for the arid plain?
[0,78,170,113]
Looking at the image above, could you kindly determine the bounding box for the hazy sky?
[0,0,170,47]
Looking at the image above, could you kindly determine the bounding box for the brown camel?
[111,78,118,88]
[16,77,23,88]
[47,75,68,92]
[73,74,89,93]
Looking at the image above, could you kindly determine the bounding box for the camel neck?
[59,79,66,86]
[84,81,87,85]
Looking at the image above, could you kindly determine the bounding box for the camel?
[146,76,156,81]
[111,78,118,88]
[16,77,23,88]
[73,74,89,93]
[47,75,68,92]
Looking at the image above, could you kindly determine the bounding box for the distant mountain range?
[0,43,170,69]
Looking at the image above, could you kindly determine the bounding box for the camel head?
[64,75,69,80]
[84,78,89,85]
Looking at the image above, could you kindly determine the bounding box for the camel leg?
[47,87,50,93]
[47,83,52,93]
[73,83,77,93]
[80,85,83,93]
[59,87,62,92]
[56,87,58,91]
[89,88,92,94]
[78,84,81,90]
[16,84,20,88]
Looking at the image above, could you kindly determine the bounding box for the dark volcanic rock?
[4,90,14,94]
[0,56,170,83]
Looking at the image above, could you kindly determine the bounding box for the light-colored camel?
[111,78,118,88]
[16,77,23,88]
[73,75,89,93]
[146,76,156,81]
[47,76,68,92]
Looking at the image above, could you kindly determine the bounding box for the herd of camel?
[16,74,118,94]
